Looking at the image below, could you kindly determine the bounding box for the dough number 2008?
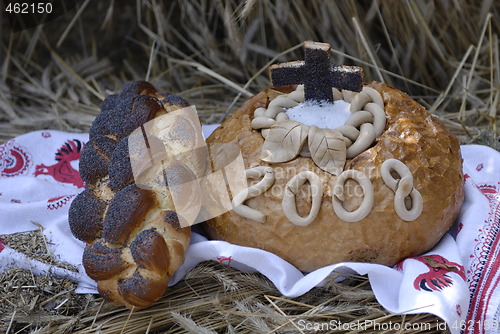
[5,2,53,14]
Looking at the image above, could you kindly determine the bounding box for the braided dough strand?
[346,123,377,159]
[349,92,372,112]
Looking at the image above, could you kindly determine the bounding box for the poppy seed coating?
[130,228,170,272]
[108,136,134,191]
[119,81,157,99]
[118,270,167,306]
[163,94,190,108]
[79,135,117,186]
[68,189,109,243]
[269,42,363,102]
[107,95,164,141]
[102,184,155,245]
[90,95,163,141]
[82,240,130,280]
[100,94,120,114]
[163,210,185,231]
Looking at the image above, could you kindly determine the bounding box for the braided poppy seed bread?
[69,81,203,309]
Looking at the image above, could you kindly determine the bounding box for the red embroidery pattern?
[408,254,465,292]
[217,256,232,265]
[456,304,462,317]
[47,194,76,210]
[465,181,500,334]
[34,139,85,188]
[0,141,32,177]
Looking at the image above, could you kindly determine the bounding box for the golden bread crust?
[205,82,464,272]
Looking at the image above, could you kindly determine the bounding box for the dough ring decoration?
[69,81,208,309]
[381,158,423,221]
[252,81,385,169]
[232,166,275,223]
[204,41,464,272]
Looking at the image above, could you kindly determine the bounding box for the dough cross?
[269,41,364,102]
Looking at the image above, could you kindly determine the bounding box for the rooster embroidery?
[409,255,466,292]
[34,139,85,188]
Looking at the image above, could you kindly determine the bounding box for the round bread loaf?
[204,81,464,272]
[69,81,204,309]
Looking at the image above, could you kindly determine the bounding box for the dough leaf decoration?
[308,126,346,176]
[260,120,308,163]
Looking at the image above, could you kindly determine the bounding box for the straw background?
[0,0,499,333]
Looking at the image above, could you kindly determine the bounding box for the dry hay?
[0,229,449,333]
[0,228,99,333]
[0,0,499,333]
[1,259,449,334]
[1,1,498,146]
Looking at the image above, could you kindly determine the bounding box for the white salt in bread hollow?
[69,81,207,309]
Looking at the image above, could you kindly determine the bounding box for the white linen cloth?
[0,128,499,334]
